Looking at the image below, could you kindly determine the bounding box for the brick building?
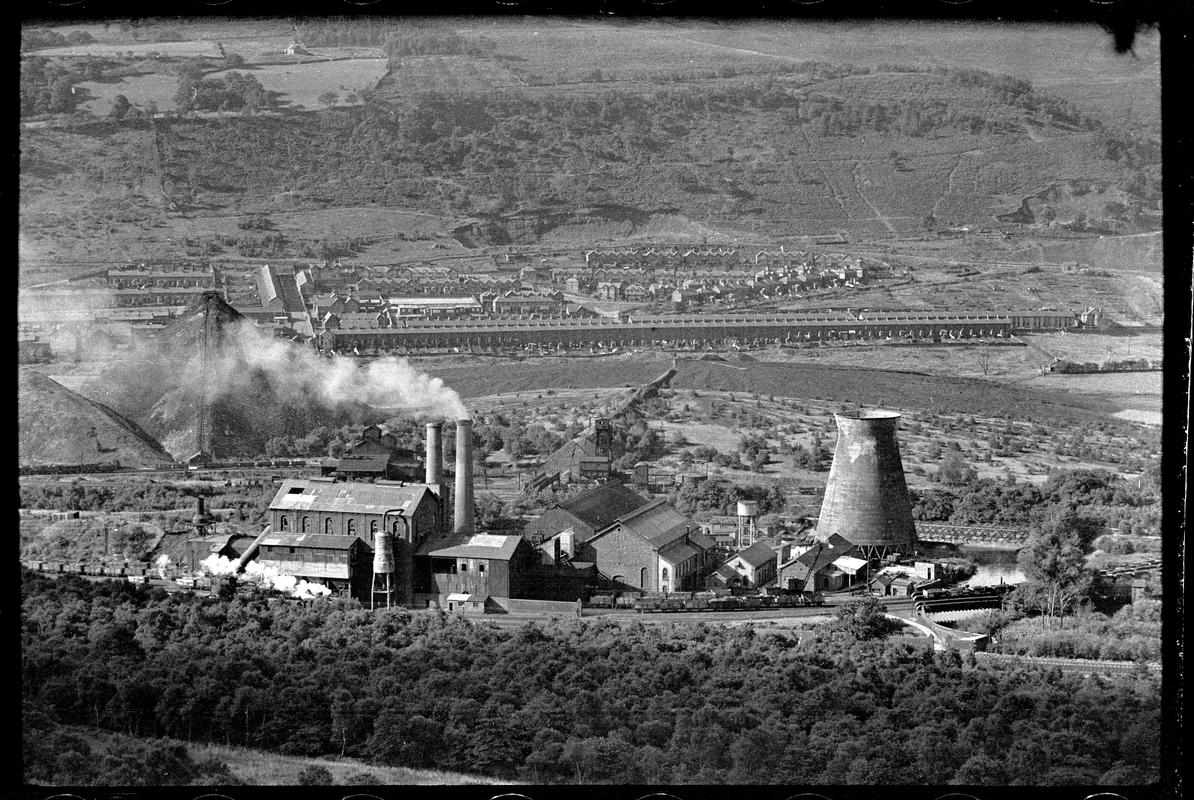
[586,498,712,592]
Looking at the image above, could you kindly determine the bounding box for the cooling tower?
[454,418,474,535]
[815,410,916,558]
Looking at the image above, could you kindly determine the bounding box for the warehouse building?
[586,499,713,592]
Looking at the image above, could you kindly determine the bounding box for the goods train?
[588,590,825,613]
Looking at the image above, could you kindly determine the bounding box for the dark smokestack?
[454,418,474,535]
[425,421,443,486]
[815,410,916,559]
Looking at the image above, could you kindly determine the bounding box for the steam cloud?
[155,554,172,580]
[221,322,468,421]
[200,554,333,600]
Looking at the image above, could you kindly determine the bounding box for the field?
[207,58,390,110]
[20,18,1158,272]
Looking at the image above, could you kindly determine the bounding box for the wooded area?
[22,571,1160,785]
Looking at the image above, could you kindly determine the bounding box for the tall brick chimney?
[453,419,474,535]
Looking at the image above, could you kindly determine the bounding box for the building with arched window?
[254,478,447,604]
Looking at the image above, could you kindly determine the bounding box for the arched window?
[661,567,669,581]
[393,520,402,536]
[640,567,648,588]
[325,518,334,535]
[279,516,289,531]
[347,519,356,536]
[370,520,378,534]
[301,516,310,533]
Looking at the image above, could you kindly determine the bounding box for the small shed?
[446,592,489,614]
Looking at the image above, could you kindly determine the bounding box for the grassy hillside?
[18,369,175,468]
[27,723,502,786]
[420,353,1138,426]
[19,20,1159,269]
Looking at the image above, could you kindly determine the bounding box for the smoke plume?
[223,322,468,421]
[200,554,332,599]
[155,554,172,579]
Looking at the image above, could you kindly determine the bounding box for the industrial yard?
[18,15,1172,793]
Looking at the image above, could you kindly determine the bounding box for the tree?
[109,94,133,120]
[1015,509,1097,624]
[828,596,902,641]
[938,452,977,486]
[318,91,339,108]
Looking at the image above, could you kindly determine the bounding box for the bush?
[297,765,334,785]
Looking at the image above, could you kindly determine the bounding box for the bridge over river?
[917,522,1028,547]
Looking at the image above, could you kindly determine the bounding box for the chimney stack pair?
[426,419,474,536]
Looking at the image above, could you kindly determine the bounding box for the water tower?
[815,410,917,559]
[736,499,760,547]
[371,529,395,610]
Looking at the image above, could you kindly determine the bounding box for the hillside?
[18,20,1160,269]
[26,722,502,786]
[421,353,1137,427]
[18,369,174,469]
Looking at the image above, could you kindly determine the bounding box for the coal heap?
[85,291,378,461]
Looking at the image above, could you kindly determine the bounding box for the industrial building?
[316,312,1018,354]
[522,481,654,554]
[776,533,862,592]
[586,499,714,592]
[210,417,597,611]
[716,541,778,588]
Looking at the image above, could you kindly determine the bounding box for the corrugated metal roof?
[419,533,523,561]
[255,558,350,580]
[259,532,365,550]
[270,479,431,514]
[833,555,869,572]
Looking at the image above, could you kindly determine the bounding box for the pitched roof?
[417,532,523,561]
[610,499,693,549]
[686,529,715,551]
[658,540,699,565]
[270,479,432,515]
[782,533,855,576]
[735,541,777,569]
[558,482,651,532]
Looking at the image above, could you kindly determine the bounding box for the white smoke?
[200,554,332,599]
[222,321,468,421]
[155,554,172,579]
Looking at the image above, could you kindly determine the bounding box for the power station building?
[227,418,594,610]
[814,410,917,559]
